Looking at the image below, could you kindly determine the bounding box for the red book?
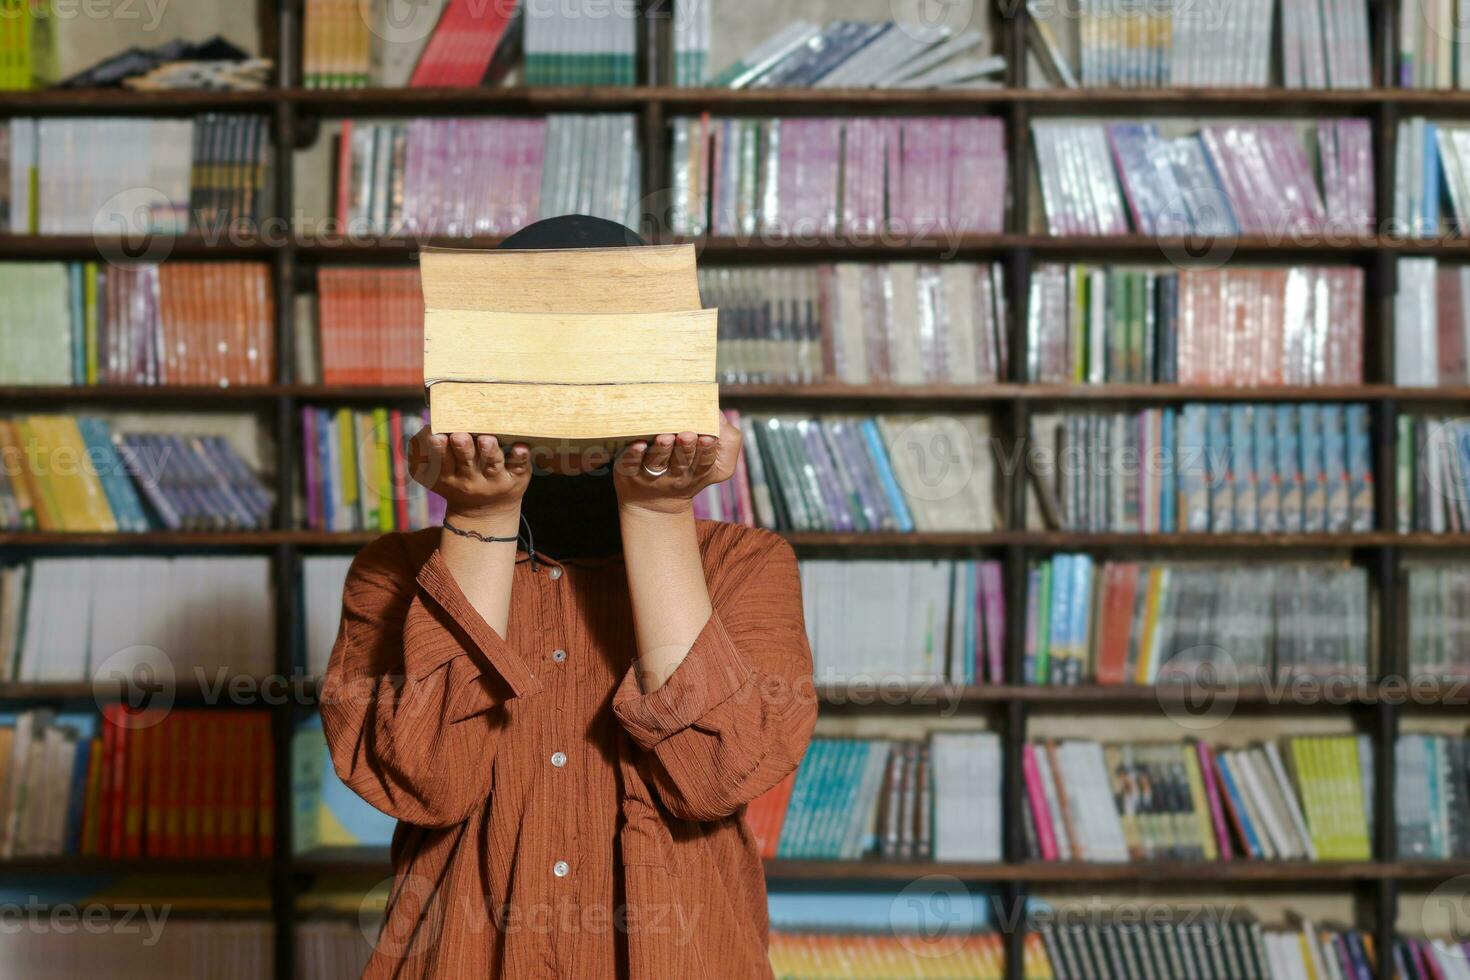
[144,711,168,855]
[200,714,221,857]
[98,706,120,858]
[745,770,797,859]
[123,714,149,857]
[163,711,184,857]
[1020,744,1058,861]
[1094,563,1138,685]
[182,711,202,857]
[335,120,354,228]
[257,713,275,857]
[408,0,517,88]
[1195,740,1234,860]
[218,716,238,858]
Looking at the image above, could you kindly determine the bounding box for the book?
[1027,263,1364,385]
[1396,117,1470,237]
[408,0,520,87]
[523,0,634,85]
[668,115,1006,237]
[1026,403,1375,534]
[1395,257,1470,385]
[768,930,1006,978]
[419,243,719,438]
[1400,0,1470,89]
[1398,414,1470,532]
[1395,732,1470,859]
[300,405,444,533]
[335,114,639,237]
[799,559,1005,684]
[3,920,273,976]
[316,266,424,386]
[1406,563,1470,678]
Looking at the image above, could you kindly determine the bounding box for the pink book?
[301,407,320,530]
[1021,745,1059,861]
[1195,741,1234,860]
[979,560,1005,684]
[725,411,756,527]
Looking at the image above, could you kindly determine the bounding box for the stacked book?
[707,20,1003,90]
[1027,264,1363,386]
[1405,564,1470,678]
[1395,258,1470,385]
[1035,912,1380,980]
[1395,118,1470,237]
[747,733,1001,862]
[0,416,271,532]
[1032,119,1374,237]
[1022,735,1374,862]
[768,931,1006,979]
[523,0,636,84]
[1399,0,1470,89]
[700,262,1008,386]
[316,267,424,386]
[1396,733,1470,858]
[293,714,396,853]
[3,115,270,234]
[1,557,273,683]
[1022,558,1369,685]
[743,414,1002,533]
[4,921,273,979]
[0,262,275,387]
[669,116,1006,237]
[336,114,639,237]
[1396,414,1470,532]
[800,559,1005,685]
[301,0,373,88]
[1026,404,1376,534]
[0,707,275,859]
[301,405,446,533]
[1028,0,1370,88]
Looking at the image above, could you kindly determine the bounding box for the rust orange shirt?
[320,521,816,979]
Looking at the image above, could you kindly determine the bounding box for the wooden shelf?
[0,856,273,874]
[0,236,274,259]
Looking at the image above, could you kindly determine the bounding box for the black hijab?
[499,215,646,561]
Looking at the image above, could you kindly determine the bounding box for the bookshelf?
[2,1,1469,978]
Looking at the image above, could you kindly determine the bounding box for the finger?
[670,431,698,478]
[447,432,476,475]
[616,439,648,479]
[641,434,675,476]
[504,442,531,474]
[476,434,503,473]
[408,427,445,486]
[692,434,717,475]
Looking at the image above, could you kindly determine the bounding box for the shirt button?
[548,567,563,580]
[551,751,567,768]
[552,649,567,663]
[553,861,570,878]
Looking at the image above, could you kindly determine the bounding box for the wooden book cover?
[421,244,721,438]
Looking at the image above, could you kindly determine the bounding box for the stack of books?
[1395,414,1470,532]
[743,414,1002,533]
[700,262,1007,386]
[800,559,1005,685]
[1396,258,1470,385]
[4,115,270,234]
[336,114,640,237]
[1022,557,1370,685]
[1027,0,1371,88]
[300,405,446,533]
[1022,735,1373,863]
[669,116,1007,237]
[0,262,275,387]
[1026,264,1363,386]
[0,707,275,859]
[707,20,1003,90]
[1396,733,1470,858]
[4,921,273,978]
[1026,404,1376,534]
[0,416,272,532]
[1032,119,1374,237]
[1400,0,1470,89]
[747,732,1001,862]
[1405,564,1470,678]
[523,0,636,84]
[768,931,1007,979]
[1395,118,1470,237]
[1,556,273,682]
[316,267,424,386]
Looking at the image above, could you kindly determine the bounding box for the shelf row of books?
[335,114,640,237]
[0,707,274,859]
[0,556,274,683]
[1396,258,1470,386]
[1027,0,1371,90]
[698,262,1008,386]
[1,115,270,235]
[316,267,423,386]
[1395,118,1470,237]
[0,416,272,533]
[1027,264,1364,387]
[1398,415,1470,533]
[1033,119,1374,237]
[668,115,1007,237]
[2,921,274,979]
[1023,558,1370,685]
[0,262,275,388]
[301,406,445,533]
[1399,0,1470,90]
[1027,404,1376,534]
[1406,565,1470,678]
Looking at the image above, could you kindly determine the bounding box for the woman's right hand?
[408,426,531,520]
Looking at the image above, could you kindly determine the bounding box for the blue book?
[1068,554,1094,685]
[1254,406,1280,533]
[1160,408,1177,531]
[767,883,1002,933]
[317,410,336,532]
[1298,404,1326,532]
[1213,753,1264,859]
[1425,122,1441,233]
[1178,405,1210,532]
[777,740,828,859]
[1230,405,1257,532]
[64,731,92,854]
[69,264,85,385]
[1206,405,1233,532]
[1345,404,1374,531]
[1046,555,1072,686]
[1321,405,1350,532]
[859,419,914,533]
[76,417,151,532]
[1275,405,1303,531]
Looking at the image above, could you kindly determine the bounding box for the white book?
[1264,740,1319,861]
[1240,747,1301,859]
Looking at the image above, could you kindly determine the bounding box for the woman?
[320,216,817,979]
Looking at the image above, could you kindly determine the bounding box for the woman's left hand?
[614,414,743,515]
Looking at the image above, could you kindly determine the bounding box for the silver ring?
[641,463,669,478]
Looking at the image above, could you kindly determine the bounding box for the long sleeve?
[612,528,816,822]
[320,534,543,829]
